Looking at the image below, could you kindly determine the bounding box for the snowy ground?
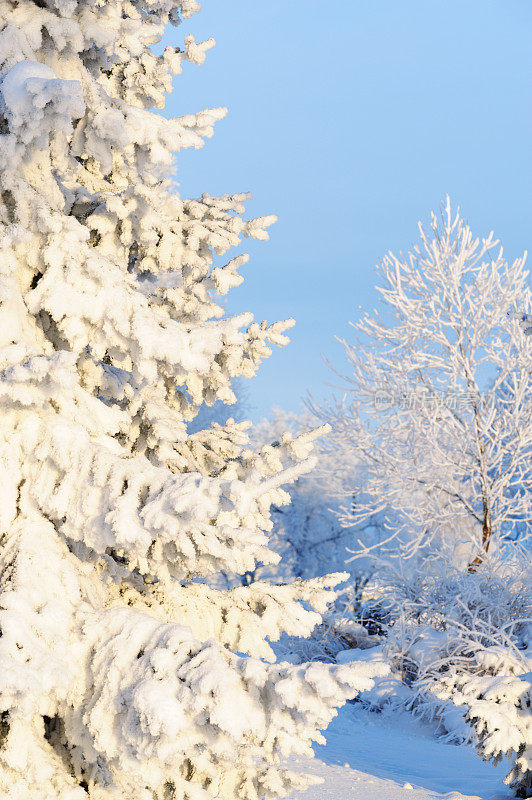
[290,704,513,800]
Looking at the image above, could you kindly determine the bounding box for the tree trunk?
[468,502,492,572]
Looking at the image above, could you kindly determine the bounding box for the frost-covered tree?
[313,201,532,570]
[0,3,386,799]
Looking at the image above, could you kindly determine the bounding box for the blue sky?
[164,1,532,421]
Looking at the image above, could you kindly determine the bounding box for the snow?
[1,60,84,145]
[1,60,56,111]
[290,705,512,800]
[335,646,385,664]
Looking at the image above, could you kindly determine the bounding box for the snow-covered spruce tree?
[312,200,532,570]
[0,4,386,799]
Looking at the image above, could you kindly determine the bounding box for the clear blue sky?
[164,0,532,421]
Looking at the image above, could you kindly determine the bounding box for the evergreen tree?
[0,3,383,798]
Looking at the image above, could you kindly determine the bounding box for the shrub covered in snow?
[355,561,532,797]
